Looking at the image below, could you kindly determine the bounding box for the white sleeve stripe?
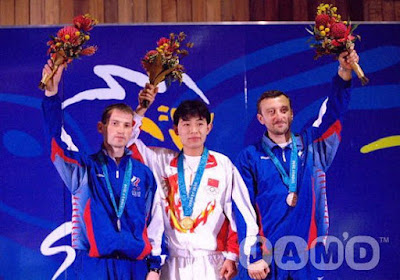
[61,127,79,152]
[313,97,329,128]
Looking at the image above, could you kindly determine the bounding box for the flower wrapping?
[39,14,98,90]
[307,3,368,85]
[141,32,193,107]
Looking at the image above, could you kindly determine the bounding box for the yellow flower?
[343,21,348,25]
[320,31,326,36]
[56,42,62,47]
[75,31,80,36]
[332,7,337,12]
[84,35,90,40]
[65,34,70,40]
[319,25,325,31]
[325,27,330,32]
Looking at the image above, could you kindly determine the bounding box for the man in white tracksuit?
[131,91,269,280]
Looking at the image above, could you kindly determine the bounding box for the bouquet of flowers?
[307,3,368,85]
[39,14,98,90]
[141,32,193,107]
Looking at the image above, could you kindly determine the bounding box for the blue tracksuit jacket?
[235,74,351,279]
[42,95,156,261]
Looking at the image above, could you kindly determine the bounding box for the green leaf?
[305,28,314,36]
[351,23,359,32]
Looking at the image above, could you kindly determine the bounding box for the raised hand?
[42,59,65,97]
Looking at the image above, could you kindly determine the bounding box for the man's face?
[257,95,293,137]
[98,109,133,150]
[174,115,212,154]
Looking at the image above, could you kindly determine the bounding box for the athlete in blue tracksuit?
[234,50,359,280]
[42,61,158,279]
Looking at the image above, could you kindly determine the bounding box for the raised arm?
[41,60,87,193]
[305,50,359,171]
[127,84,177,175]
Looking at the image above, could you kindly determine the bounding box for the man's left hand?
[338,49,359,81]
[136,83,158,116]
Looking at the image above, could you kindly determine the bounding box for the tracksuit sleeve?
[223,225,240,262]
[229,160,262,265]
[128,114,172,269]
[234,149,265,264]
[146,183,167,269]
[305,74,352,172]
[42,95,88,194]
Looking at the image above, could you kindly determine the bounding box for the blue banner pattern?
[0,23,399,279]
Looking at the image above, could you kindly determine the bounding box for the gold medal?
[180,217,194,230]
[286,192,298,207]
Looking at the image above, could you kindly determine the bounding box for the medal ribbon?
[98,153,132,224]
[177,148,209,217]
[262,133,298,193]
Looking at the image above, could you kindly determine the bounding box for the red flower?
[331,22,347,39]
[57,26,80,44]
[157,37,170,47]
[143,50,158,61]
[331,40,342,47]
[73,14,96,32]
[315,14,330,27]
[80,46,97,56]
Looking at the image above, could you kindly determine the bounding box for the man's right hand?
[136,83,158,116]
[42,59,65,97]
[247,259,270,280]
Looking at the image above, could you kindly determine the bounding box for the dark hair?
[173,99,211,126]
[101,103,134,124]
[257,90,292,113]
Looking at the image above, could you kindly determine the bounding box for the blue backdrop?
[0,23,399,279]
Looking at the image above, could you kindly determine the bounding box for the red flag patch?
[208,178,219,188]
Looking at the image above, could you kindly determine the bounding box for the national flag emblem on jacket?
[131,176,140,187]
[207,178,219,188]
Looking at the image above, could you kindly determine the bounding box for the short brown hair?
[101,103,134,124]
[257,90,292,113]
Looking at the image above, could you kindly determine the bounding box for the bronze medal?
[286,192,298,207]
[180,217,194,230]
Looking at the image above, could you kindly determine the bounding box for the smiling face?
[174,115,212,156]
[98,109,133,154]
[257,95,293,142]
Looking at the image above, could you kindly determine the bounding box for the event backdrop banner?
[0,23,399,280]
